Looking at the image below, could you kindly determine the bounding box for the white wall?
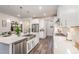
[46,17,57,36]
[57,5,79,27]
[0,13,20,33]
[57,5,79,41]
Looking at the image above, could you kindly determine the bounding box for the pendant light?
[19,6,23,32]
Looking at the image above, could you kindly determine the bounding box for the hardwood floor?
[29,36,53,54]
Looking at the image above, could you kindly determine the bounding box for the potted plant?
[15,23,21,36]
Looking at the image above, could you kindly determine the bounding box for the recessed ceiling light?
[19,21,23,24]
[7,19,11,23]
[27,11,30,13]
[17,14,20,17]
[43,13,46,16]
[38,6,42,10]
[20,6,23,9]
[33,15,36,17]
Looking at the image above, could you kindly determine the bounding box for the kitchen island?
[0,34,39,54]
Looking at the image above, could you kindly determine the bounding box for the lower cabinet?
[12,39,26,54]
[27,38,39,53]
[27,39,34,53]
[27,41,32,53]
[12,37,39,54]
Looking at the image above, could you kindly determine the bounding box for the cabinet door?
[12,39,26,54]
[27,39,35,53]
[27,41,32,53]
[27,42,31,51]
[35,36,39,45]
[60,18,65,27]
[32,40,35,48]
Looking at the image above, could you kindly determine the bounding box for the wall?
[57,5,79,41]
[57,5,79,27]
[20,18,30,33]
[0,13,20,33]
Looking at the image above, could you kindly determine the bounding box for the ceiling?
[0,5,58,18]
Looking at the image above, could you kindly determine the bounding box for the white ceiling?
[0,5,58,18]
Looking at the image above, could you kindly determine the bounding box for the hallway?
[29,36,53,54]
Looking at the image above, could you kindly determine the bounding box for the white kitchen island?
[0,34,39,54]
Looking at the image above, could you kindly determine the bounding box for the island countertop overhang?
[0,34,36,44]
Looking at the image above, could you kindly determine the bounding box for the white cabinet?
[39,20,46,39]
[0,43,9,54]
[26,35,39,53]
[12,35,39,54]
[27,40,33,53]
[34,36,39,45]
[60,18,65,27]
[46,20,54,36]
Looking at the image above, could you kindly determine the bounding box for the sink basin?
[22,34,36,39]
[23,34,34,36]
[2,34,11,37]
[26,34,33,36]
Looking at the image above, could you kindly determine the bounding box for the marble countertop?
[0,34,27,44]
[0,33,36,44]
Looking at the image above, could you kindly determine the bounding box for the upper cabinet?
[57,6,79,27]
[22,20,30,33]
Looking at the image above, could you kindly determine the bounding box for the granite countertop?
[0,34,36,44]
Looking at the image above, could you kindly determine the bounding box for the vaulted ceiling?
[0,5,58,18]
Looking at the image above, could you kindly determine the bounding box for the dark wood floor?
[29,36,53,54]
